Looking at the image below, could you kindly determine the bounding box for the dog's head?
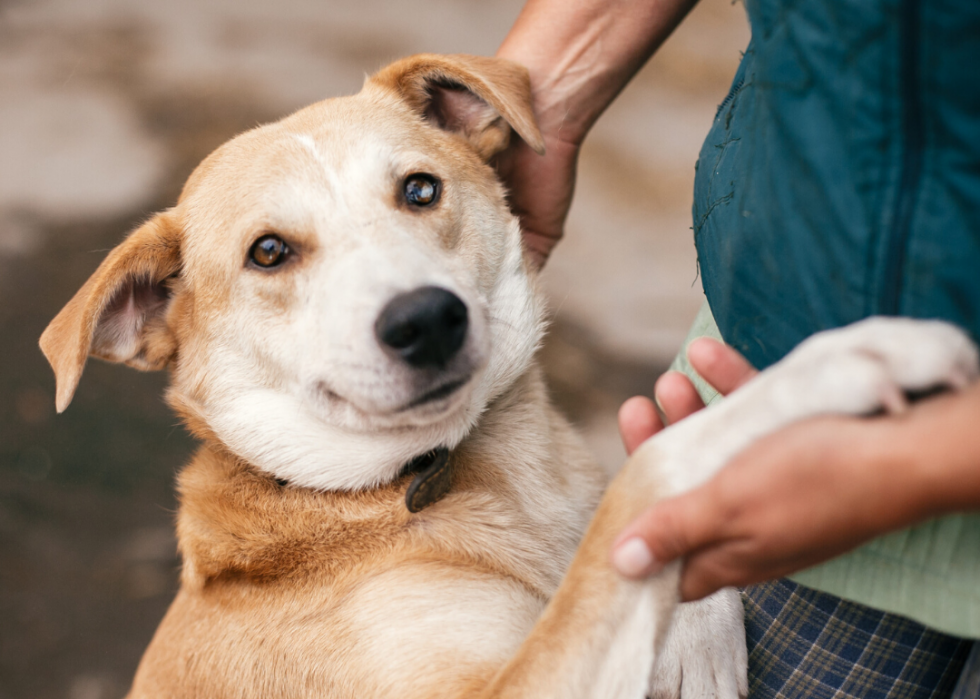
[40,54,546,491]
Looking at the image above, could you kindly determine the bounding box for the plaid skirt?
[743,579,975,699]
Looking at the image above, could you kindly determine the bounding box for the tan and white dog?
[40,54,979,699]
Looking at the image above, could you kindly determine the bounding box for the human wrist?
[850,420,939,531]
[496,0,700,149]
[494,42,592,148]
[896,386,980,517]
[859,387,980,527]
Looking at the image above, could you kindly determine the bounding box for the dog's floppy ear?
[40,212,182,413]
[372,53,545,160]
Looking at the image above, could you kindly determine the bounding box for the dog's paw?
[647,588,747,699]
[760,317,979,419]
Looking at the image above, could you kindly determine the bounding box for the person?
[494,0,980,697]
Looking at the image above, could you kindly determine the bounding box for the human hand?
[612,339,980,602]
[617,337,758,454]
[494,0,701,269]
[493,130,579,269]
[616,413,917,601]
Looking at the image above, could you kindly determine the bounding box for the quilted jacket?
[690,0,980,637]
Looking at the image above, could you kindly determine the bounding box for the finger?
[618,396,664,456]
[678,548,744,601]
[655,371,705,425]
[686,338,758,396]
[678,544,813,602]
[611,489,719,579]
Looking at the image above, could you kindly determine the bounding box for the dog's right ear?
[40,212,182,413]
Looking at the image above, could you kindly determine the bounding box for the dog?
[40,54,979,698]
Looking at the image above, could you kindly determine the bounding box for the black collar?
[400,447,452,513]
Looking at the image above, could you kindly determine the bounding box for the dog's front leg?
[475,437,738,699]
[477,433,746,699]
[475,459,683,699]
[478,317,978,699]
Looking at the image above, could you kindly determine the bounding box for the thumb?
[610,489,716,579]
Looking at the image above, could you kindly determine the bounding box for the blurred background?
[0,1,748,696]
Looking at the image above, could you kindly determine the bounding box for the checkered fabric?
[743,579,972,699]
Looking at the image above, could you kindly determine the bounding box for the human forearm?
[496,0,699,145]
[494,0,699,266]
[881,382,980,520]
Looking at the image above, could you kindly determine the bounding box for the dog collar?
[401,447,452,513]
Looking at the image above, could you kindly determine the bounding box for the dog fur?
[41,54,979,698]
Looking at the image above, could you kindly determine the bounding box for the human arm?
[495,0,700,267]
[612,337,980,602]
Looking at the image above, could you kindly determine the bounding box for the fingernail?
[612,537,659,578]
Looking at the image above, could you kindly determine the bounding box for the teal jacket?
[695,0,980,365]
[690,0,980,636]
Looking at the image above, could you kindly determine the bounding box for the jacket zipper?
[715,76,745,121]
[878,0,924,315]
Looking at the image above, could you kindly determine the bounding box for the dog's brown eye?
[404,174,440,207]
[249,234,289,268]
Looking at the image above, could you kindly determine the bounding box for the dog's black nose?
[375,286,468,369]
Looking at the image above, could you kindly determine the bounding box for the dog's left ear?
[372,53,545,160]
[40,212,182,413]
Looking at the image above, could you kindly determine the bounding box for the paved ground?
[0,1,748,696]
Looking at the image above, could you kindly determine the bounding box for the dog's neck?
[175,361,602,593]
